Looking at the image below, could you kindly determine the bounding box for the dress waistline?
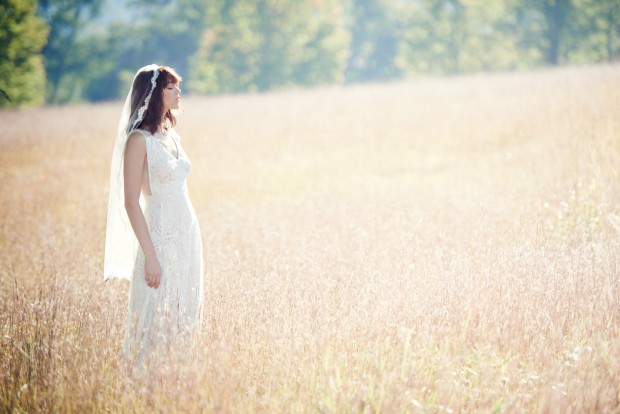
[143,187,188,204]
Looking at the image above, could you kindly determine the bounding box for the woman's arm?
[124,131,161,289]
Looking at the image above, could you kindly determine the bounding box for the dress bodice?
[135,128,192,199]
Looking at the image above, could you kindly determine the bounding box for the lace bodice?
[135,128,191,198]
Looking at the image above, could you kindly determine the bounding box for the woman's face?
[162,82,181,112]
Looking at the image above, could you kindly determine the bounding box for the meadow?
[1,64,619,412]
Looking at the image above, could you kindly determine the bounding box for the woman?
[104,64,204,363]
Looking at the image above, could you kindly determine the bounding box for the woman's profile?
[104,64,204,364]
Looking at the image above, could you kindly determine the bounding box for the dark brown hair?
[129,66,182,134]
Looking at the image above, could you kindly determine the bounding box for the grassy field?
[1,64,619,413]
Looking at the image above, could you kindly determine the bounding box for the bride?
[104,64,204,364]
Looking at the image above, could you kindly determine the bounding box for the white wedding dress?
[123,128,204,362]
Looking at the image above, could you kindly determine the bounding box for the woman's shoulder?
[127,129,153,143]
[132,128,153,137]
[126,129,151,149]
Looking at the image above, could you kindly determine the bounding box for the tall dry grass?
[1,64,619,412]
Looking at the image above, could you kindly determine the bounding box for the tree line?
[1,0,619,108]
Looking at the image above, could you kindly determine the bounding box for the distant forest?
[1,0,619,107]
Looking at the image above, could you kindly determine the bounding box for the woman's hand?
[145,254,162,289]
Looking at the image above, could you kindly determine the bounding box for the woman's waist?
[142,187,190,204]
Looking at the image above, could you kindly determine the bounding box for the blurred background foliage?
[0,0,618,107]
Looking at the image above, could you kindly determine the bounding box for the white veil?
[104,64,161,280]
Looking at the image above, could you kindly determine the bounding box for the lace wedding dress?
[123,128,204,362]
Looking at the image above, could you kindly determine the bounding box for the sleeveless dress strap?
[132,128,150,138]
[131,129,153,195]
[132,129,156,159]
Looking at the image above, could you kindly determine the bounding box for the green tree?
[398,0,524,76]
[58,0,208,103]
[253,0,349,90]
[121,0,207,83]
[599,0,620,61]
[345,0,403,82]
[512,0,573,66]
[398,0,473,75]
[290,0,350,86]
[189,0,348,94]
[76,23,129,102]
[397,0,567,76]
[541,0,573,65]
[0,0,48,108]
[189,0,260,94]
[566,0,620,63]
[37,0,102,103]
[459,0,527,71]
